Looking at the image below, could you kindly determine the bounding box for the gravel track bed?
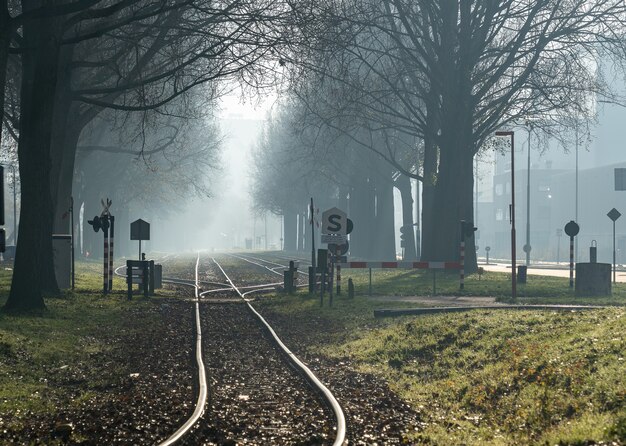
[220,254,424,444]
[1,298,196,445]
[3,254,420,444]
[181,301,334,445]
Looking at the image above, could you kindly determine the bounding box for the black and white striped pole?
[103,217,109,293]
[108,215,114,291]
[564,221,580,289]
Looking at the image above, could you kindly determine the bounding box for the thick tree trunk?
[51,56,78,235]
[373,167,395,260]
[0,1,9,145]
[396,175,417,261]
[349,176,375,259]
[283,210,297,252]
[4,9,62,310]
[420,109,439,262]
[423,128,477,272]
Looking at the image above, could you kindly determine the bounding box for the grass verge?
[257,285,626,445]
[0,259,172,438]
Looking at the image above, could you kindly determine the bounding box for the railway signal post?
[88,198,113,293]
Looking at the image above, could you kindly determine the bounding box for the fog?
[148,93,283,254]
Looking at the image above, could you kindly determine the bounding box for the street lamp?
[525,125,532,265]
[496,130,517,299]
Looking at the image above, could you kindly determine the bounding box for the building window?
[495,184,503,196]
[496,208,504,221]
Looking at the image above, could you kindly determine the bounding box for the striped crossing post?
[108,215,114,291]
[569,236,574,288]
[563,221,579,289]
[103,218,109,293]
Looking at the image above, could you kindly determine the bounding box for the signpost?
[321,207,353,306]
[607,208,621,283]
[321,207,348,236]
[87,198,113,293]
[130,218,150,260]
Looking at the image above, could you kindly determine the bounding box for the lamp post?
[496,131,517,299]
[575,124,579,262]
[525,125,532,265]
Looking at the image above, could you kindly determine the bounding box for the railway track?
[153,254,346,445]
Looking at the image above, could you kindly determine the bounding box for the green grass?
[333,266,626,306]
[0,259,169,428]
[256,283,626,445]
[0,253,624,445]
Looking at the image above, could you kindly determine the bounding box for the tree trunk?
[51,50,78,235]
[0,1,9,145]
[283,210,297,252]
[4,8,62,310]
[420,107,439,262]
[423,128,477,272]
[373,167,395,259]
[396,174,417,261]
[349,176,375,259]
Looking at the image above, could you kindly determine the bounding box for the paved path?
[480,262,626,282]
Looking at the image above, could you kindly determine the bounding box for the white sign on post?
[321,207,348,235]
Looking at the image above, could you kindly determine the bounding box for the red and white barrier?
[337,261,460,269]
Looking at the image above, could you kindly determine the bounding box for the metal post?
[369,267,372,295]
[329,260,334,307]
[149,259,155,295]
[497,131,517,299]
[108,215,114,291]
[336,264,341,295]
[11,165,17,245]
[126,260,132,300]
[310,198,316,269]
[70,197,75,290]
[575,125,579,263]
[526,126,531,266]
[511,134,517,299]
[103,218,109,293]
[613,220,616,284]
[320,267,325,306]
[569,236,574,288]
[142,261,149,297]
[432,269,437,295]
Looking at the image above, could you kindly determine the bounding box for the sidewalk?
[480,262,626,282]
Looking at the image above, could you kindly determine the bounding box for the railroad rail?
[212,257,346,446]
[120,254,346,445]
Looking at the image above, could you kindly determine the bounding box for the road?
[481,262,626,282]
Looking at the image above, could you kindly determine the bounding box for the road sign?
[607,208,621,222]
[321,207,348,235]
[564,220,580,237]
[322,234,347,244]
[130,219,150,240]
[100,198,112,216]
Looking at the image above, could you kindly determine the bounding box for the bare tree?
[4,0,292,311]
[283,0,626,271]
